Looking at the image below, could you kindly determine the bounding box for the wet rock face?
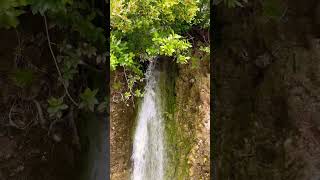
[215,2,320,180]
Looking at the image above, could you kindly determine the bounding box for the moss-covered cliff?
[110,57,210,179]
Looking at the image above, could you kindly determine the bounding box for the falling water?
[131,61,165,180]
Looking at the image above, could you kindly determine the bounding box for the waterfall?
[131,61,165,180]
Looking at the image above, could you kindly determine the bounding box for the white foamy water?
[131,62,165,180]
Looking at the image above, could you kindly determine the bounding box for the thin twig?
[43,15,79,107]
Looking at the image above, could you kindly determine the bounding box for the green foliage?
[79,88,99,112]
[0,0,27,29]
[112,81,122,90]
[111,0,209,101]
[110,0,200,67]
[193,0,210,28]
[124,92,131,100]
[110,35,137,72]
[199,45,210,54]
[134,89,143,98]
[10,69,35,88]
[0,0,73,28]
[0,0,106,44]
[57,40,105,87]
[150,32,192,63]
[0,0,107,121]
[29,0,71,15]
[190,42,210,69]
[47,97,68,119]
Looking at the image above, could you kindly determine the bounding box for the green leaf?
[28,0,72,15]
[177,55,190,63]
[47,97,68,118]
[0,9,25,29]
[134,89,143,97]
[199,46,210,54]
[79,88,99,112]
[112,81,122,90]
[124,92,131,100]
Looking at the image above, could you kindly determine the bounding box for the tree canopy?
[110,0,210,100]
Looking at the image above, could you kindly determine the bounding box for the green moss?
[158,65,178,179]
[157,60,193,180]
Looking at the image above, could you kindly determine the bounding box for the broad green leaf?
[79,88,99,111]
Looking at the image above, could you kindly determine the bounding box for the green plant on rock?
[47,97,68,119]
[199,45,210,54]
[79,88,99,112]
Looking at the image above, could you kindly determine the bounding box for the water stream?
[131,62,165,180]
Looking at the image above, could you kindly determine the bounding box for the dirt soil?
[110,69,136,180]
